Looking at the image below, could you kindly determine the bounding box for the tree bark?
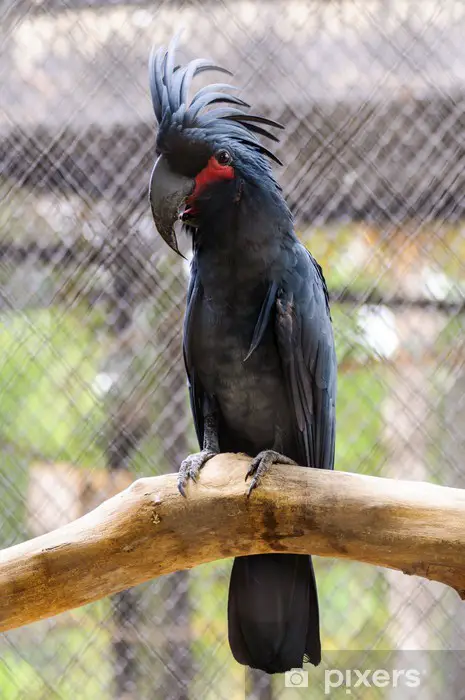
[1,454,465,632]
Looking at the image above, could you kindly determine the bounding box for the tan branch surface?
[1,454,465,632]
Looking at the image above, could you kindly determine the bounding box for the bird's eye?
[216,149,232,166]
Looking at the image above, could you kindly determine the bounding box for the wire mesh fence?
[1,0,465,698]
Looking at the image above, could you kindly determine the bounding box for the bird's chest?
[190,295,287,445]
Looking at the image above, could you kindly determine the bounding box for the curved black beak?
[149,155,195,257]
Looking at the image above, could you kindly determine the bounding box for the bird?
[148,35,337,675]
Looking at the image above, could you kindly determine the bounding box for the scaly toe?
[246,475,261,497]
[246,450,297,497]
[177,450,217,497]
[178,478,187,498]
[245,457,261,482]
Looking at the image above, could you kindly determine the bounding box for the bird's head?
[148,36,284,256]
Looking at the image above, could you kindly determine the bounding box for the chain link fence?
[1,0,465,698]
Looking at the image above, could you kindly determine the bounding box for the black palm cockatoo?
[148,37,337,675]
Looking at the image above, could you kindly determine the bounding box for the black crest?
[149,35,284,165]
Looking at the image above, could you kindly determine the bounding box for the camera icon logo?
[284,668,309,688]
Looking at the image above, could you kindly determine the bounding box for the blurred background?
[1,0,465,698]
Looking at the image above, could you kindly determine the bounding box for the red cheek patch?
[189,156,235,203]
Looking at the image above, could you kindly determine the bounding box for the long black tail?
[227,553,321,674]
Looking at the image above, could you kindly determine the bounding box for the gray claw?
[177,450,217,497]
[246,450,296,498]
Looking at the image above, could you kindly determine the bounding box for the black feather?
[190,82,239,102]
[228,554,321,673]
[223,114,285,130]
[238,137,284,165]
[148,42,283,165]
[189,93,250,120]
[275,249,336,471]
[244,281,278,361]
[233,122,280,142]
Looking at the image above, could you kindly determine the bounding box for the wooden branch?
[1,454,465,632]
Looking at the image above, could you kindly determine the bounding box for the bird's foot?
[178,450,217,497]
[245,450,297,497]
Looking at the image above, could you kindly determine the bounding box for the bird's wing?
[275,246,337,470]
[183,257,205,448]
